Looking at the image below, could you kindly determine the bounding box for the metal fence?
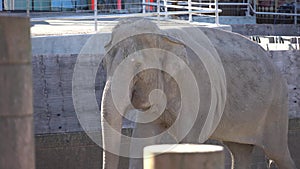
[256,0,300,23]
[3,0,300,27]
[29,0,223,31]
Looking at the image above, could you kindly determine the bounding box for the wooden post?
[144,144,224,169]
[0,16,35,169]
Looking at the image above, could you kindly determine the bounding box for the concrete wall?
[31,51,300,131]
[231,24,300,36]
[194,16,256,25]
[270,51,300,119]
[32,35,92,55]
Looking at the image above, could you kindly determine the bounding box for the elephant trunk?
[101,79,123,169]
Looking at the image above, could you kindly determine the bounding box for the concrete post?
[144,144,224,169]
[0,16,35,169]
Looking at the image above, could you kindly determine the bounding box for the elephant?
[100,19,297,169]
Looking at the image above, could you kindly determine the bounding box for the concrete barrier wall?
[231,24,300,36]
[32,35,92,55]
[270,51,300,119]
[32,54,106,134]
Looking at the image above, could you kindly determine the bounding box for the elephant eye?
[135,62,142,69]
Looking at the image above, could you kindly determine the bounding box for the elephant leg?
[101,80,124,169]
[224,141,254,169]
[129,120,168,169]
[258,91,297,169]
[258,124,296,169]
[262,144,296,169]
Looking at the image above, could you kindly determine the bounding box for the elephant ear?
[104,19,159,76]
[105,18,161,52]
[103,18,185,75]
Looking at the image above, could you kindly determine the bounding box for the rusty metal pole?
[0,16,35,169]
[144,144,224,169]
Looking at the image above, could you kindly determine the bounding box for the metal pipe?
[254,0,256,17]
[143,0,146,13]
[94,0,97,31]
[254,11,300,16]
[165,4,222,11]
[190,2,249,5]
[215,0,219,25]
[246,0,250,16]
[26,0,30,16]
[294,0,297,24]
[164,0,168,19]
[157,0,160,23]
[188,0,192,22]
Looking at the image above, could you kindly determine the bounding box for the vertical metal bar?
[143,0,146,13]
[94,0,97,31]
[164,0,168,19]
[32,0,34,12]
[215,0,219,25]
[294,0,297,24]
[188,0,192,22]
[254,0,257,17]
[199,0,201,9]
[27,0,30,16]
[246,0,250,16]
[11,0,14,10]
[157,0,160,24]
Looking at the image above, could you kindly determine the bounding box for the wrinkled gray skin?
[101,20,297,169]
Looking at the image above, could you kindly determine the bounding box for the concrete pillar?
[0,16,35,169]
[144,144,224,169]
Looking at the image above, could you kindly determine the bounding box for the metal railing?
[30,0,222,31]
[141,0,222,22]
[27,0,300,32]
